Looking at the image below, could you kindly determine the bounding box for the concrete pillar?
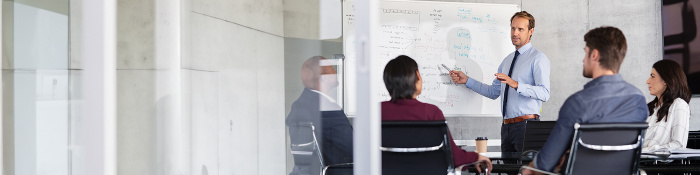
[116,0,183,174]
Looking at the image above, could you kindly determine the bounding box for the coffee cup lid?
[476,137,488,140]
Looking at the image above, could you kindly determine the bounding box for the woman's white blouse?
[642,98,690,152]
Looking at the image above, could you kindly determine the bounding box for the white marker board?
[343,1,520,116]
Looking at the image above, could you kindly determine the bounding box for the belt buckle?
[505,118,516,124]
[514,117,524,123]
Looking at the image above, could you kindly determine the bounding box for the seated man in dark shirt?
[286,56,353,175]
[521,26,649,174]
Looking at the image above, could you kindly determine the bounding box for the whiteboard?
[343,0,520,116]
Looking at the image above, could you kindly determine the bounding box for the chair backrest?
[565,123,648,175]
[523,121,556,152]
[381,121,454,175]
[688,131,700,149]
[288,122,324,175]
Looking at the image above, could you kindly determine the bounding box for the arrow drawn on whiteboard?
[403,41,414,49]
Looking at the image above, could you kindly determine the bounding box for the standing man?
[450,11,550,153]
[521,26,648,175]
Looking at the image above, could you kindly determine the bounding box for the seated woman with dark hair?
[381,55,492,171]
[643,60,692,151]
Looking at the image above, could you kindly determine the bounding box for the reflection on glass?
[286,56,353,175]
[3,1,70,175]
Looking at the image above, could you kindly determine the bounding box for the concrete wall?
[185,0,286,175]
[283,0,320,40]
[105,0,287,174]
[115,0,158,174]
[114,0,189,174]
[67,0,287,174]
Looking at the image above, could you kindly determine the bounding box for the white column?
[353,0,381,174]
[155,0,183,174]
[80,0,116,175]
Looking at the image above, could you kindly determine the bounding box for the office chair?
[381,121,487,175]
[288,122,352,175]
[688,131,700,149]
[522,121,556,156]
[520,122,648,175]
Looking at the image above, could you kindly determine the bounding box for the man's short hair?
[510,11,535,30]
[584,26,627,73]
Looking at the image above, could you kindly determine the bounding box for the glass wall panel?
[3,0,70,175]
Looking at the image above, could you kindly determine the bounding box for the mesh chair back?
[288,122,323,175]
[523,121,556,152]
[688,131,700,149]
[565,123,647,175]
[381,121,454,175]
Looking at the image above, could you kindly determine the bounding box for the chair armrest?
[638,168,646,175]
[577,136,641,151]
[380,142,444,152]
[519,165,558,175]
[322,163,353,175]
[454,160,488,175]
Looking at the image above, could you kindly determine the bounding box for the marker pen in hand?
[441,64,459,86]
[441,64,452,74]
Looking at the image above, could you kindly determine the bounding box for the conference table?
[465,152,700,174]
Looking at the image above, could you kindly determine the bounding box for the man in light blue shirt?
[451,11,550,153]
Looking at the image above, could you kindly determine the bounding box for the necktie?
[502,51,520,117]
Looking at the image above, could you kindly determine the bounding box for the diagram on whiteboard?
[343,1,520,116]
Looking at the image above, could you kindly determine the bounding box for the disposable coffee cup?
[475,137,488,153]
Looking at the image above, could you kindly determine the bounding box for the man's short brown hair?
[584,26,627,73]
[510,11,535,30]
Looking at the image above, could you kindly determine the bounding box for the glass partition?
[2,0,71,174]
[2,0,358,174]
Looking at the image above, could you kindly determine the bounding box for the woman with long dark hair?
[380,55,492,173]
[643,60,691,151]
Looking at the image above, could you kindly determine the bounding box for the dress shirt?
[465,42,550,119]
[643,97,690,152]
[532,74,648,172]
[381,99,479,166]
[310,89,342,111]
